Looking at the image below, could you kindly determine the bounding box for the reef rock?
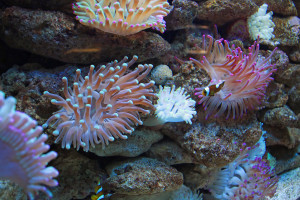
[90,129,163,157]
[0,6,171,64]
[252,0,298,16]
[165,0,199,30]
[51,149,106,200]
[146,139,195,165]
[196,0,257,26]
[104,157,183,196]
[161,118,263,168]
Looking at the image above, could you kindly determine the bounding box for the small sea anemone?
[144,85,196,126]
[190,35,276,119]
[43,56,155,152]
[208,138,278,199]
[72,0,170,36]
[0,91,59,200]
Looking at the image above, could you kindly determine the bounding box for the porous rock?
[146,139,195,165]
[0,6,171,64]
[104,157,183,196]
[288,84,300,114]
[264,82,288,108]
[50,149,106,200]
[252,0,298,16]
[260,106,299,128]
[165,0,199,30]
[196,0,257,26]
[90,129,163,157]
[161,118,263,168]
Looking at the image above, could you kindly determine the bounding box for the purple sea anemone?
[190,35,276,119]
[43,56,155,152]
[208,139,278,199]
[0,92,58,200]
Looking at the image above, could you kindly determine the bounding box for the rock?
[288,84,300,114]
[161,118,263,168]
[252,0,298,16]
[196,0,257,26]
[104,157,183,196]
[273,17,299,47]
[272,49,290,77]
[165,0,199,30]
[146,140,195,165]
[0,65,77,144]
[0,180,26,200]
[50,149,106,200]
[0,6,171,64]
[274,63,300,87]
[178,164,218,189]
[260,106,299,128]
[150,64,173,85]
[1,0,73,13]
[263,125,300,149]
[270,145,300,174]
[289,49,300,63]
[269,167,300,200]
[169,185,202,200]
[90,129,163,157]
[296,1,300,17]
[264,82,288,108]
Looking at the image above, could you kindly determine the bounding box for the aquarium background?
[0,0,299,199]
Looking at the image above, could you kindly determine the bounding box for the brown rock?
[264,125,300,149]
[146,139,195,165]
[197,0,257,26]
[165,0,199,30]
[264,82,288,108]
[104,157,183,195]
[259,106,299,128]
[288,84,300,114]
[0,6,171,64]
[51,149,106,200]
[252,0,298,16]
[90,129,163,157]
[161,118,263,168]
[274,63,300,87]
[1,0,73,13]
[273,17,299,47]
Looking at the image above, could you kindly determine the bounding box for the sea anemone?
[43,56,155,152]
[190,35,276,119]
[0,91,58,200]
[72,0,170,36]
[144,85,196,126]
[208,138,278,199]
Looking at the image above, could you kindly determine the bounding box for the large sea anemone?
[43,56,155,152]
[190,35,276,119]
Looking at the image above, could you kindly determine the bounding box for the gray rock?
[90,129,163,157]
[146,140,194,165]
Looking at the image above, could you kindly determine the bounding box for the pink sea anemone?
[190,35,276,119]
[0,92,58,200]
[43,56,155,152]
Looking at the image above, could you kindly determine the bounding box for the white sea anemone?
[145,85,196,126]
